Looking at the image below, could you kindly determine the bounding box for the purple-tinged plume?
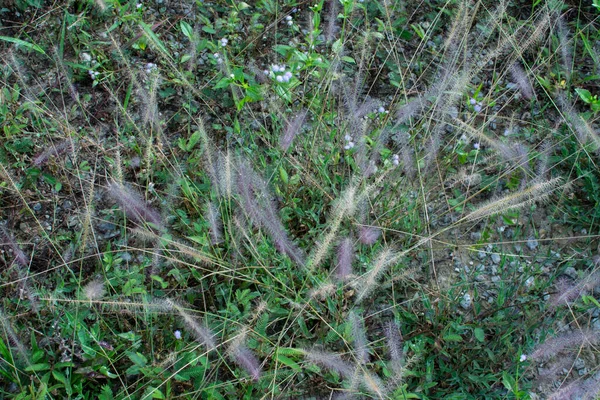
[32,139,75,167]
[106,181,164,231]
[205,202,223,245]
[349,311,369,365]
[230,344,262,381]
[335,238,354,280]
[0,223,28,267]
[384,321,404,366]
[280,109,308,151]
[529,329,599,361]
[509,62,535,100]
[235,157,305,266]
[358,226,381,245]
[304,348,354,378]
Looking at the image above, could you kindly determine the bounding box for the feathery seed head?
[106,181,164,230]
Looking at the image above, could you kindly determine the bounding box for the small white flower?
[230,73,235,78]
[276,75,284,82]
[520,354,527,362]
[473,142,480,150]
[285,15,292,21]
[81,52,92,62]
[474,104,482,113]
[136,3,142,8]
[287,20,293,26]
[459,134,467,141]
[378,106,385,113]
[263,69,269,75]
[470,98,477,105]
[220,38,228,47]
[347,141,354,148]
[344,135,352,141]
[174,330,182,340]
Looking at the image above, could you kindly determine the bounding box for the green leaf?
[180,21,193,40]
[276,353,301,372]
[502,371,517,392]
[279,166,289,184]
[474,328,485,343]
[25,363,51,372]
[443,333,463,342]
[0,36,46,55]
[140,22,170,59]
[576,88,593,104]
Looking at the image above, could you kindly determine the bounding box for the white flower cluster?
[144,62,157,73]
[220,37,228,47]
[343,134,355,150]
[391,154,399,166]
[82,52,100,80]
[285,15,293,26]
[213,53,223,65]
[470,97,483,113]
[264,64,293,83]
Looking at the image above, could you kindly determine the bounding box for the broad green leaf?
[0,36,46,55]
[180,21,193,39]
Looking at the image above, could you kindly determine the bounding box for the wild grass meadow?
[1,0,600,398]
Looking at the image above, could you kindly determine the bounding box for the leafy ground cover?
[1,0,600,398]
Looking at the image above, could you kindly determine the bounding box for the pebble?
[491,254,501,264]
[491,276,500,282]
[471,231,482,241]
[33,203,42,212]
[563,267,578,280]
[525,276,535,288]
[592,318,600,331]
[97,222,117,235]
[526,238,538,250]
[477,251,487,260]
[460,293,472,309]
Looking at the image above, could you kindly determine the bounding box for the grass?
[0,0,600,398]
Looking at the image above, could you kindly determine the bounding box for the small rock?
[491,254,501,264]
[460,293,472,309]
[491,275,500,282]
[563,267,578,280]
[514,244,522,252]
[592,318,600,331]
[526,238,538,250]
[97,222,116,233]
[470,231,482,241]
[477,251,487,260]
[33,203,42,212]
[525,276,535,288]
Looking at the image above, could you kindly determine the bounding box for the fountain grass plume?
[280,109,308,151]
[106,181,165,231]
[464,177,562,221]
[354,247,398,304]
[0,222,29,268]
[349,311,369,365]
[234,156,305,266]
[303,348,354,379]
[335,237,354,280]
[162,298,216,351]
